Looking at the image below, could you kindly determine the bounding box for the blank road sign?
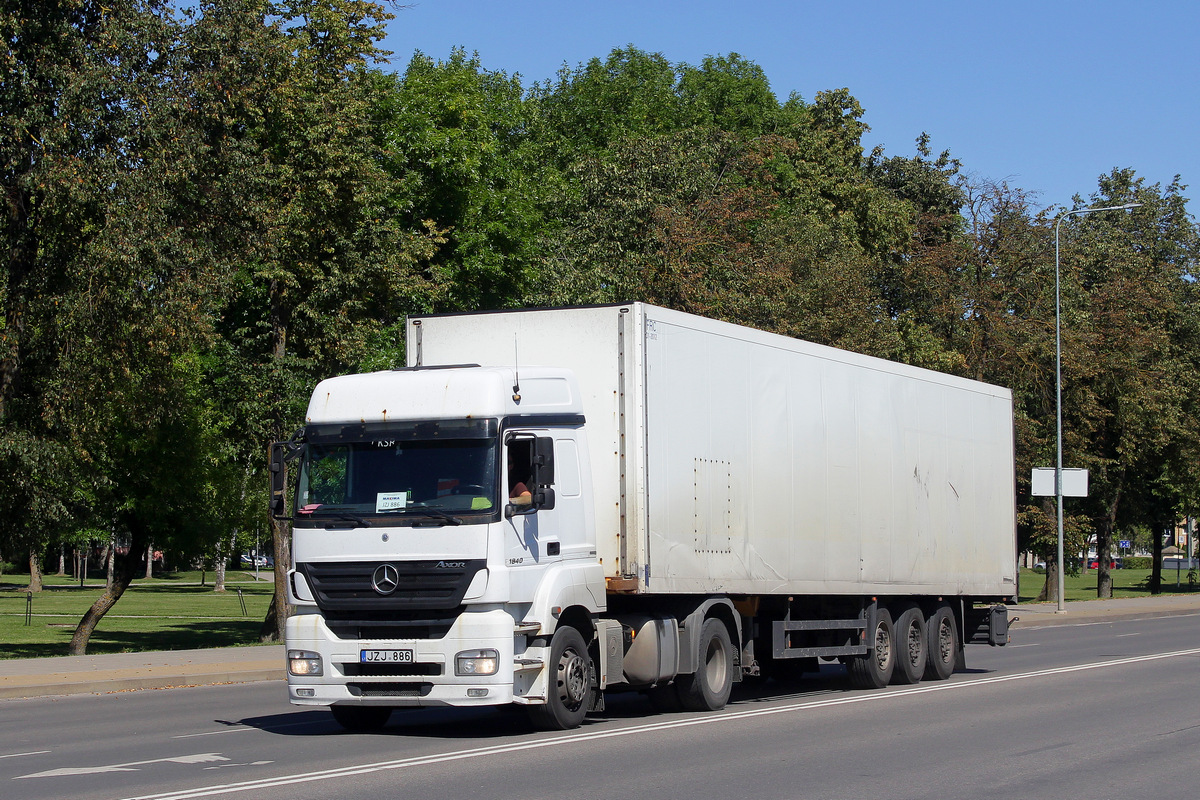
[1031,468,1089,497]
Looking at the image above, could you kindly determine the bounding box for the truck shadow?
[230,662,990,739]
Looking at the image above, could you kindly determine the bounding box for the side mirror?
[269,430,305,520]
[505,501,536,520]
[533,436,555,486]
[269,442,288,519]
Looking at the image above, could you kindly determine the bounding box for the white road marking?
[95,646,1200,800]
[17,753,228,779]
[0,750,50,760]
[172,720,315,739]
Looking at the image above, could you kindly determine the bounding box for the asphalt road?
[4,610,1200,800]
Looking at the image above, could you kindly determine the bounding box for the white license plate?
[360,649,414,663]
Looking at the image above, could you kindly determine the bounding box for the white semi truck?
[271,304,1016,731]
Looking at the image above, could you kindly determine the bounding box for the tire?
[891,605,926,685]
[675,618,735,712]
[847,607,895,689]
[528,625,592,731]
[923,604,960,681]
[330,705,392,732]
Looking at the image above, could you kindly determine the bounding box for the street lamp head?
[1062,202,1143,218]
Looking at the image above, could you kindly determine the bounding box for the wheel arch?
[677,597,742,677]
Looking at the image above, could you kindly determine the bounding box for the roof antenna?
[512,339,522,402]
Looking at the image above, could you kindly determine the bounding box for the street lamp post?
[1053,202,1141,613]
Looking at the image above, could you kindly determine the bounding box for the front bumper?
[285,607,518,708]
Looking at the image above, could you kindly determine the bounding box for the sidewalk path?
[0,645,284,700]
[2,594,1199,700]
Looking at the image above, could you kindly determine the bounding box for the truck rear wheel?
[847,607,894,689]
[330,705,392,732]
[528,625,592,731]
[675,618,734,712]
[891,605,927,685]
[923,604,959,681]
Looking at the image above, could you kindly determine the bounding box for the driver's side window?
[507,439,534,505]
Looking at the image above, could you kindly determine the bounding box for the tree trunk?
[214,532,230,593]
[69,524,147,655]
[27,547,43,592]
[260,514,292,642]
[57,544,66,576]
[1036,555,1058,602]
[105,533,115,589]
[1150,524,1164,594]
[145,541,154,579]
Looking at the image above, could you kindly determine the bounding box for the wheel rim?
[936,618,954,664]
[556,647,588,711]
[703,636,728,689]
[874,623,891,671]
[905,621,922,667]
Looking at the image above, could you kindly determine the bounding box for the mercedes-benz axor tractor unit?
[271,304,1015,731]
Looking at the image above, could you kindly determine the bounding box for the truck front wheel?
[675,618,734,712]
[528,625,592,731]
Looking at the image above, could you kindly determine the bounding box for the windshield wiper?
[408,507,464,526]
[304,507,373,529]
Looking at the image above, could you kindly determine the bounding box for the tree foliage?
[2,28,1197,647]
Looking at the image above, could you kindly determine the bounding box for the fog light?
[296,688,315,697]
[455,649,499,676]
[467,688,489,697]
[288,649,323,676]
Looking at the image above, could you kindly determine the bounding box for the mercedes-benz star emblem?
[372,563,400,595]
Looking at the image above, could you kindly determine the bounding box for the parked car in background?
[1087,558,1118,569]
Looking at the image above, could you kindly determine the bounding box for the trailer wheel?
[330,705,392,732]
[675,618,734,712]
[528,625,592,731]
[924,604,959,681]
[891,605,926,685]
[847,607,894,689]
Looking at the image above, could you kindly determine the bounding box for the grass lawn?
[4,566,1196,659]
[0,570,276,658]
[1018,567,1200,602]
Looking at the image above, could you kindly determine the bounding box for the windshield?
[295,420,499,525]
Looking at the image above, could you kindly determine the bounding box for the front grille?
[347,682,432,698]
[299,560,486,613]
[321,608,462,640]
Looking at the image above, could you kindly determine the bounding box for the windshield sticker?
[376,492,409,512]
[298,504,322,515]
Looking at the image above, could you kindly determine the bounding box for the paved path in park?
[2,594,1199,699]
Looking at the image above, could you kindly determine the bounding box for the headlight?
[288,650,323,676]
[455,649,499,676]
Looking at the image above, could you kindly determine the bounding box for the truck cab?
[277,365,607,730]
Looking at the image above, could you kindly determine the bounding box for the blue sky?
[378,0,1197,214]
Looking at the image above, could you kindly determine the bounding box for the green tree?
[374,48,546,312]
[1,0,190,592]
[1055,171,1200,596]
[196,0,442,639]
[531,45,683,162]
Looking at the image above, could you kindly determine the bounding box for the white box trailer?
[274,303,1015,732]
[410,303,1016,597]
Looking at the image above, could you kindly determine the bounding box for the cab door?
[503,430,588,600]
